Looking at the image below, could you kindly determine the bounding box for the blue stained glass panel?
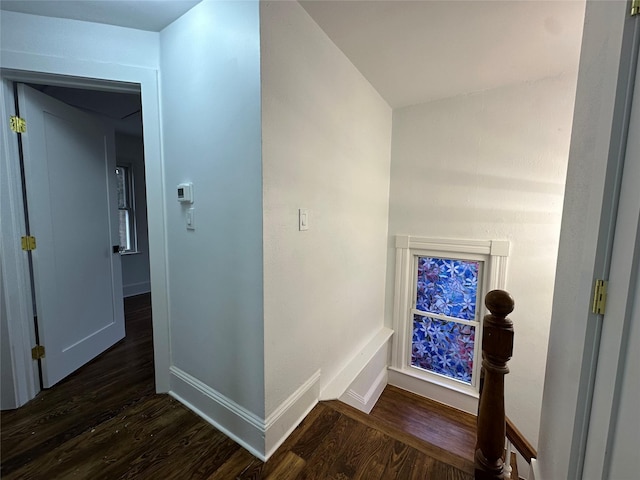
[416,257,479,321]
[411,315,475,383]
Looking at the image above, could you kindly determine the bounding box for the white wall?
[260,0,392,418]
[387,73,579,449]
[160,0,265,428]
[115,133,151,297]
[0,10,159,69]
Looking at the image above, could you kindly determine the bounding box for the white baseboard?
[387,367,478,415]
[529,458,540,480]
[123,281,151,298]
[170,366,322,462]
[340,366,388,414]
[169,366,266,460]
[320,327,393,400]
[264,370,321,460]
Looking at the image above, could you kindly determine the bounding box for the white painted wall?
[115,133,151,297]
[0,10,159,69]
[386,73,579,449]
[261,0,392,416]
[160,0,264,420]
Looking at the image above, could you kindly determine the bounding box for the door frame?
[0,55,170,407]
[536,2,640,478]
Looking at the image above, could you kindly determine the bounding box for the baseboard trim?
[169,366,266,460]
[123,281,151,298]
[387,368,478,415]
[530,458,540,480]
[320,327,393,400]
[264,370,321,460]
[341,366,387,414]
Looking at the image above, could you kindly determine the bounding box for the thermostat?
[177,183,193,203]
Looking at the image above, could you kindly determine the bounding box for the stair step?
[326,398,475,474]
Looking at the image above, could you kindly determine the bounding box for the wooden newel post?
[474,289,514,480]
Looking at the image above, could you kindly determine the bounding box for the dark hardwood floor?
[1,294,475,479]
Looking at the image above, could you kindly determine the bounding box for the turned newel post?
[475,289,514,480]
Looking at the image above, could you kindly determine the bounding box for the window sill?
[120,250,141,256]
[389,366,479,399]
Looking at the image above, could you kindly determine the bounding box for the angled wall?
[260,0,392,455]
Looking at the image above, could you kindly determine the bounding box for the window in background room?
[115,165,136,253]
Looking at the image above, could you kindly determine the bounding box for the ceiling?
[300,0,585,107]
[29,84,143,136]
[0,0,586,108]
[0,0,201,31]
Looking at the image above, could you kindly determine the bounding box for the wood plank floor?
[1,294,475,479]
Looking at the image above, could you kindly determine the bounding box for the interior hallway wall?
[261,0,392,417]
[386,72,579,449]
[160,0,265,423]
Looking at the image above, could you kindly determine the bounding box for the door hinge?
[592,279,608,315]
[9,115,26,133]
[632,0,640,16]
[21,235,36,251]
[31,345,45,360]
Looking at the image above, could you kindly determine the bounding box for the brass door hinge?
[21,236,36,251]
[592,279,608,315]
[31,345,45,360]
[9,115,26,133]
[632,0,640,16]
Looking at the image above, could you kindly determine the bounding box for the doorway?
[0,69,170,409]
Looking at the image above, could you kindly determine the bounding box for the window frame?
[115,163,138,255]
[391,236,509,397]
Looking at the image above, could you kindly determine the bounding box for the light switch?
[186,208,195,230]
[299,208,309,231]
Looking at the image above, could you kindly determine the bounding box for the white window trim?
[116,163,139,254]
[390,235,509,400]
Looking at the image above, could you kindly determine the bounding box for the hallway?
[1,294,475,479]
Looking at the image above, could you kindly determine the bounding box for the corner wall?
[386,73,579,449]
[160,0,265,456]
[260,0,392,453]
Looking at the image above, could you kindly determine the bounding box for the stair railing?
[474,289,514,480]
[505,415,538,479]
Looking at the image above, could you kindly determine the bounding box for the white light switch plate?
[299,208,309,231]
[186,208,195,230]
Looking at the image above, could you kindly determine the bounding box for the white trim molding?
[170,366,321,461]
[169,366,266,459]
[341,367,388,414]
[123,281,151,298]
[264,370,321,459]
[320,326,394,400]
[390,235,509,409]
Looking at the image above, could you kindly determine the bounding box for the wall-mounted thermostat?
[177,183,193,203]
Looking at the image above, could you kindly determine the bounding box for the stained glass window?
[411,256,480,384]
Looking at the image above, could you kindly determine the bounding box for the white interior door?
[17,84,125,388]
